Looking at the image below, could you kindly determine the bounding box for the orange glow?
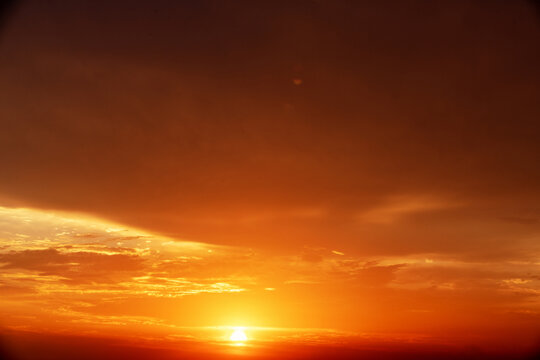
[1,1,540,359]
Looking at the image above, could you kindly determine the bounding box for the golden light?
[229,327,248,342]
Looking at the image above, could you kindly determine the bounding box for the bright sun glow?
[229,328,248,342]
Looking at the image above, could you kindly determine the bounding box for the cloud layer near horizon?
[0,206,538,348]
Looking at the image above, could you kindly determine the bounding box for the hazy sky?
[0,1,539,358]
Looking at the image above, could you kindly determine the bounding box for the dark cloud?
[0,0,18,34]
[2,329,538,360]
[0,0,539,257]
[0,248,145,283]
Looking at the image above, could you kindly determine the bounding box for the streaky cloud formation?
[0,206,539,355]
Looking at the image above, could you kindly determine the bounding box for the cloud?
[0,206,538,347]
[356,195,460,224]
[0,248,145,282]
[0,0,539,258]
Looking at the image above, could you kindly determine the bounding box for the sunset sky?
[1,1,540,359]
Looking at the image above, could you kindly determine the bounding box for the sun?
[229,327,248,342]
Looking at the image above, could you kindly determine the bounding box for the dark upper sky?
[1,0,539,255]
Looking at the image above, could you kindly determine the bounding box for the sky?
[0,1,540,359]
